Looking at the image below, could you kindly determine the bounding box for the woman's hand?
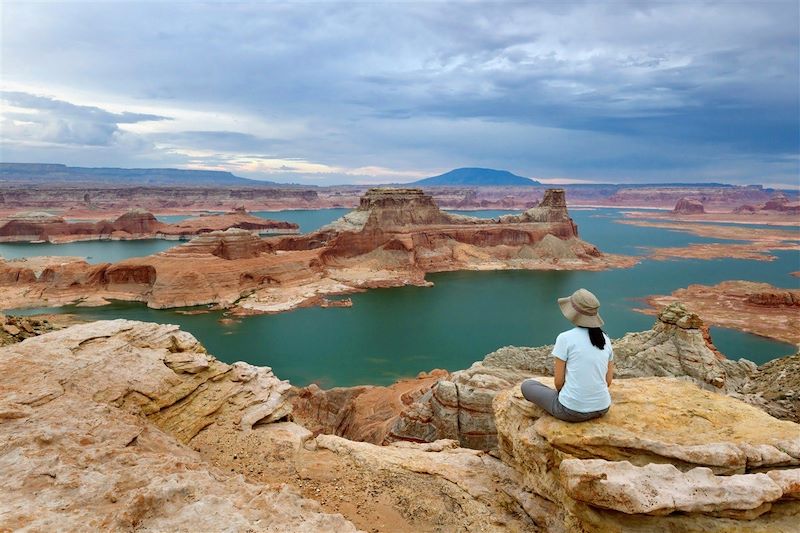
[554,358,566,391]
[606,361,614,387]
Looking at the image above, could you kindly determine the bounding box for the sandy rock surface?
[0,320,356,532]
[2,317,799,532]
[386,303,758,450]
[494,380,800,532]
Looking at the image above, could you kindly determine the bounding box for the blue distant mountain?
[0,163,274,186]
[411,167,540,186]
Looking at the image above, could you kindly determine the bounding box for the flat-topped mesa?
[763,193,789,210]
[325,186,578,232]
[357,187,456,229]
[315,186,604,270]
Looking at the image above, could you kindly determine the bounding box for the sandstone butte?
[0,187,638,313]
[673,197,706,214]
[0,207,298,244]
[1,306,799,532]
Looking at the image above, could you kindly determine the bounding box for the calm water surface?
[0,239,179,261]
[10,208,798,386]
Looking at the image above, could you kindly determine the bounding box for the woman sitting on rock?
[521,288,613,422]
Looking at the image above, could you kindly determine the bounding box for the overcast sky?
[1,1,798,186]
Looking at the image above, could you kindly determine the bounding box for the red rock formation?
[763,194,789,210]
[0,211,110,242]
[673,197,705,214]
[167,228,270,260]
[746,291,800,307]
[111,209,163,233]
[1,188,634,314]
[646,281,800,345]
[290,370,448,444]
[0,208,297,243]
[316,187,597,273]
[161,210,298,236]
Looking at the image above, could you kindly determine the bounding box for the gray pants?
[521,379,608,423]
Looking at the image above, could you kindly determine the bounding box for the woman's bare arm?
[554,358,566,391]
[606,361,614,387]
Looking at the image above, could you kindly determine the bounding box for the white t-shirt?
[552,327,613,413]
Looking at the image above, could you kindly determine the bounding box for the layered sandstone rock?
[0,320,357,531]
[166,227,272,260]
[1,187,634,314]
[763,194,791,211]
[645,281,800,345]
[290,370,448,443]
[111,208,163,234]
[0,208,297,243]
[0,211,109,242]
[3,318,798,532]
[315,187,622,277]
[0,320,293,440]
[741,353,800,423]
[160,208,299,236]
[494,379,800,532]
[386,304,757,450]
[673,197,705,214]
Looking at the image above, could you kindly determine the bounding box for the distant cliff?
[0,162,270,186]
[412,167,540,186]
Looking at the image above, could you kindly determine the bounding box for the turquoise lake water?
[7,208,798,387]
[0,239,179,261]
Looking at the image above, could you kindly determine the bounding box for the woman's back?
[553,327,612,413]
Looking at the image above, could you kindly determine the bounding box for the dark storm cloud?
[1,1,797,184]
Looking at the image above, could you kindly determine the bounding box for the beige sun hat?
[557,288,604,328]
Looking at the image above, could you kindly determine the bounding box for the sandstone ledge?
[0,320,355,531]
[494,380,800,532]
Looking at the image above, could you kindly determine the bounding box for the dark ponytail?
[587,327,606,350]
